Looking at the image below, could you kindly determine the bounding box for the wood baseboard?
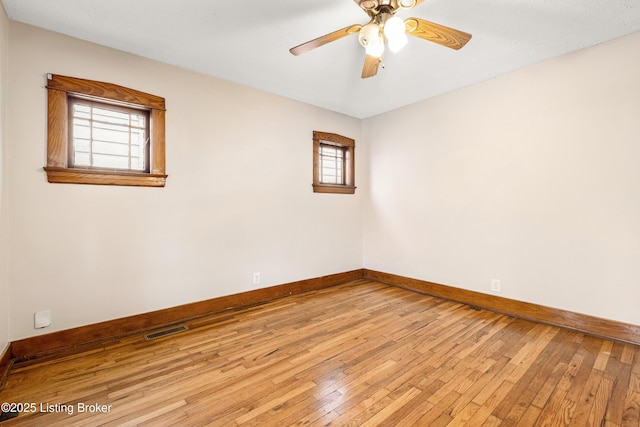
[0,343,12,390]
[10,269,365,361]
[8,267,638,371]
[364,269,640,346]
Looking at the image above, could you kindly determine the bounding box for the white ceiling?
[3,0,640,118]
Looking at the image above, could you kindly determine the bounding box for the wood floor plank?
[589,376,616,426]
[622,372,640,426]
[0,280,638,426]
[491,329,575,424]
[464,380,515,425]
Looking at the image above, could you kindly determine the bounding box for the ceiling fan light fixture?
[358,22,380,47]
[384,16,408,53]
[365,35,385,58]
[388,34,408,53]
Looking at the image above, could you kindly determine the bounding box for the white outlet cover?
[491,279,501,292]
[35,310,51,328]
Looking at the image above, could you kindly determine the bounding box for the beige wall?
[7,22,363,340]
[0,3,8,352]
[363,31,640,326]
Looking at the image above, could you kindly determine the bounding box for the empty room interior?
[0,0,639,425]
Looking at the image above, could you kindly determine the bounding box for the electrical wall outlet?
[252,272,261,285]
[491,278,501,292]
[34,310,51,329]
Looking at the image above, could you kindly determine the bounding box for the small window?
[44,74,167,187]
[313,131,355,194]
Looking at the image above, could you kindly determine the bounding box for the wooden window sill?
[44,167,167,187]
[312,183,356,194]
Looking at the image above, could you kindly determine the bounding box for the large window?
[44,74,167,187]
[312,131,356,194]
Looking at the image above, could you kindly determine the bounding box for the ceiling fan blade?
[289,24,362,56]
[361,54,381,79]
[404,17,472,50]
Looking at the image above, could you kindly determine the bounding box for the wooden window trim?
[313,131,356,194]
[44,74,167,187]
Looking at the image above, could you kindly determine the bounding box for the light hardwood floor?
[1,280,639,426]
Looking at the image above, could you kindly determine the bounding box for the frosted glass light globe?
[358,22,380,47]
[365,35,385,58]
[384,16,408,53]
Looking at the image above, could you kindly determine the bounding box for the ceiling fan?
[289,0,472,78]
